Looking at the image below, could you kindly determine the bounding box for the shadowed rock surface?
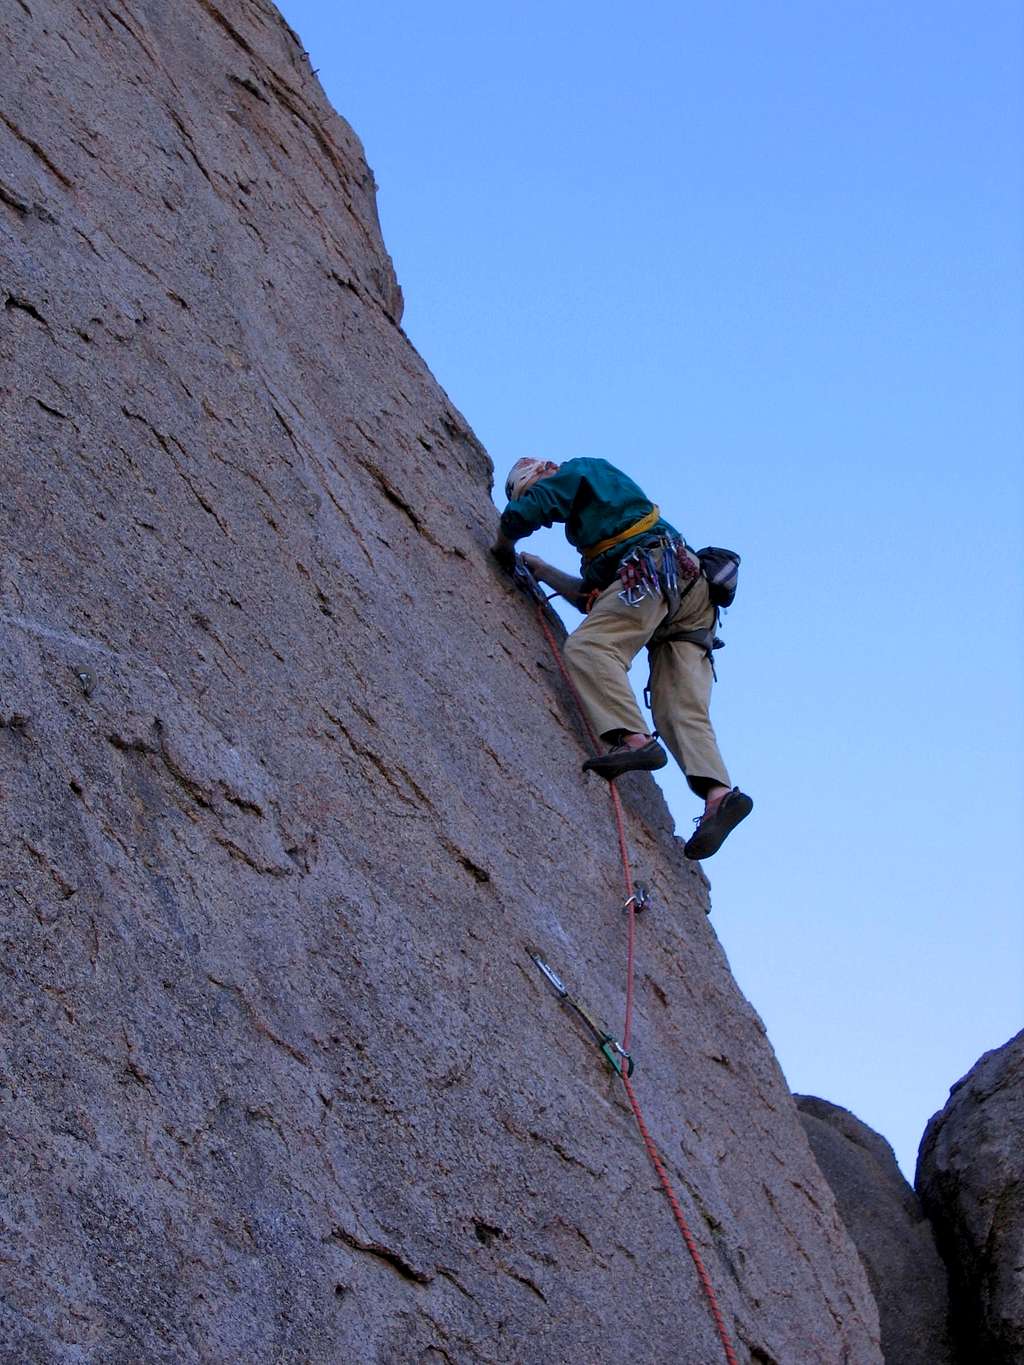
[795,1096,954,1365]
[917,1032,1024,1365]
[1,2,883,1361]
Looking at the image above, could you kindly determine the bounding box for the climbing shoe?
[684,788,753,860]
[582,738,668,780]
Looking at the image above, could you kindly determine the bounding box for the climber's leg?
[648,575,731,794]
[648,575,752,857]
[563,578,668,776]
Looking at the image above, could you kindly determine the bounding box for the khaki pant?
[562,565,731,793]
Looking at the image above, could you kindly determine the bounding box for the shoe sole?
[684,791,753,860]
[582,747,669,780]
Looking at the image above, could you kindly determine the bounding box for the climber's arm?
[519,554,587,611]
[492,463,583,573]
[499,464,581,542]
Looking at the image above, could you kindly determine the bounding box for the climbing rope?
[529,590,740,1365]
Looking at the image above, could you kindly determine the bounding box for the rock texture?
[1,2,883,1361]
[917,1032,1024,1365]
[795,1096,954,1365]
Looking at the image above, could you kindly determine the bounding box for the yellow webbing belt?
[582,505,661,561]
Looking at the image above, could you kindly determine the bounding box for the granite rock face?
[917,1032,1024,1365]
[795,1096,954,1365]
[1,2,883,1361]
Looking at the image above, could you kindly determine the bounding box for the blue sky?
[281,0,1023,1177]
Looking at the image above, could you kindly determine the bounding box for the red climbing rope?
[620,1069,740,1365]
[610,788,638,1053]
[532,599,740,1365]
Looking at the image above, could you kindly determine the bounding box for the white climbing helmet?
[505,458,553,502]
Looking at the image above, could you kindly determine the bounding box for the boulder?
[0,1,883,1360]
[917,1032,1024,1364]
[796,1096,954,1364]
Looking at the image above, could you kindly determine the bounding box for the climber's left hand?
[490,534,517,572]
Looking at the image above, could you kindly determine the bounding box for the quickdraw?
[617,546,662,606]
[513,555,551,606]
[530,952,635,1077]
[617,537,699,607]
[624,882,650,914]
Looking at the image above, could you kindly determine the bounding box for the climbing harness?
[530,953,634,1077]
[514,553,740,1365]
[646,623,725,687]
[653,624,722,658]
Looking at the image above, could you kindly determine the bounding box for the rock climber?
[492,456,752,861]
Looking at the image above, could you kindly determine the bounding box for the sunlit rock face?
[796,1096,954,1365]
[917,1032,1024,1365]
[0,2,883,1360]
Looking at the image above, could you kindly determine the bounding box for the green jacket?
[500,457,679,588]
